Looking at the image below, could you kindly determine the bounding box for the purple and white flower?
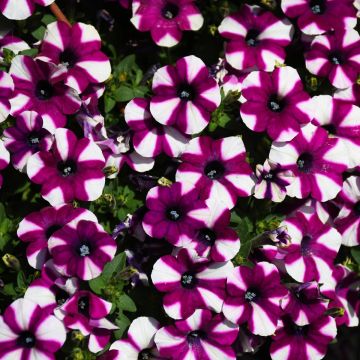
[9,56,81,132]
[38,21,111,93]
[0,70,14,123]
[270,315,337,360]
[240,66,312,141]
[176,136,255,209]
[281,0,357,35]
[124,97,189,158]
[48,219,117,280]
[131,0,204,47]
[0,139,10,188]
[154,309,238,360]
[0,298,66,359]
[27,128,105,206]
[305,29,360,89]
[142,182,208,247]
[269,123,348,202]
[17,204,97,269]
[254,160,294,202]
[0,0,55,20]
[150,55,221,135]
[0,31,30,59]
[151,248,233,319]
[223,261,287,336]
[3,111,53,172]
[218,5,293,71]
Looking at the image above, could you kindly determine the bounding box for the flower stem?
[49,2,71,27]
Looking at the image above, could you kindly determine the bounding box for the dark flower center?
[181,272,197,289]
[45,224,62,239]
[292,323,309,336]
[166,207,182,221]
[138,349,153,360]
[35,80,54,100]
[268,95,286,112]
[27,132,42,149]
[245,29,260,47]
[177,84,195,101]
[301,235,313,256]
[263,170,276,181]
[328,51,344,65]
[297,153,313,173]
[161,2,179,19]
[353,201,360,216]
[310,0,326,14]
[197,228,217,245]
[57,160,77,177]
[78,296,90,316]
[77,242,91,257]
[204,160,225,180]
[55,288,69,306]
[17,331,36,348]
[186,330,206,344]
[245,288,259,302]
[323,124,337,134]
[60,48,78,68]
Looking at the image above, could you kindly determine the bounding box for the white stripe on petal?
[250,302,277,336]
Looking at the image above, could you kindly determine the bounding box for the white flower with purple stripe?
[38,21,111,93]
[125,97,189,158]
[223,261,288,336]
[27,128,105,206]
[240,67,312,141]
[218,5,293,71]
[0,70,14,123]
[151,248,233,319]
[154,309,239,360]
[0,0,55,20]
[269,123,348,202]
[0,298,66,359]
[150,55,221,135]
[0,31,30,59]
[0,139,10,188]
[176,136,255,209]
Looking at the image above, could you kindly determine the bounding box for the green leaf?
[351,247,360,265]
[19,48,39,57]
[31,26,46,40]
[113,85,135,102]
[101,252,126,281]
[41,14,56,25]
[117,294,137,312]
[116,55,136,74]
[104,96,116,113]
[88,275,107,295]
[114,313,131,339]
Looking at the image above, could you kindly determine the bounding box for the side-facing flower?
[124,97,189,158]
[223,261,287,336]
[305,29,360,89]
[269,123,348,202]
[38,21,111,93]
[0,298,66,359]
[151,248,233,319]
[150,55,221,135]
[176,136,255,209]
[240,67,312,141]
[142,182,208,247]
[9,56,81,132]
[27,128,105,205]
[154,309,239,360]
[254,160,294,202]
[3,111,53,172]
[218,5,293,72]
[131,0,203,47]
[0,139,10,188]
[48,220,117,281]
[0,0,55,20]
[0,70,13,123]
[17,204,97,269]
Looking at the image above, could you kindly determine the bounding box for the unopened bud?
[2,254,21,271]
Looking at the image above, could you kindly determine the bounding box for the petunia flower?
[218,5,293,72]
[0,31,30,59]
[0,139,10,188]
[269,122,348,202]
[311,95,360,168]
[48,219,117,281]
[109,317,162,359]
[9,56,81,132]
[223,261,288,336]
[150,55,221,135]
[142,182,209,247]
[270,315,337,360]
[305,29,360,89]
[279,211,342,283]
[17,204,97,269]
[3,111,53,172]
[334,176,360,246]
[124,97,189,158]
[240,66,312,141]
[176,136,255,209]
[154,309,239,360]
[0,70,14,123]
[254,160,294,202]
[0,0,55,20]
[0,298,66,359]
[38,21,112,93]
[131,0,204,47]
[281,0,357,35]
[151,248,233,319]
[27,128,105,206]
